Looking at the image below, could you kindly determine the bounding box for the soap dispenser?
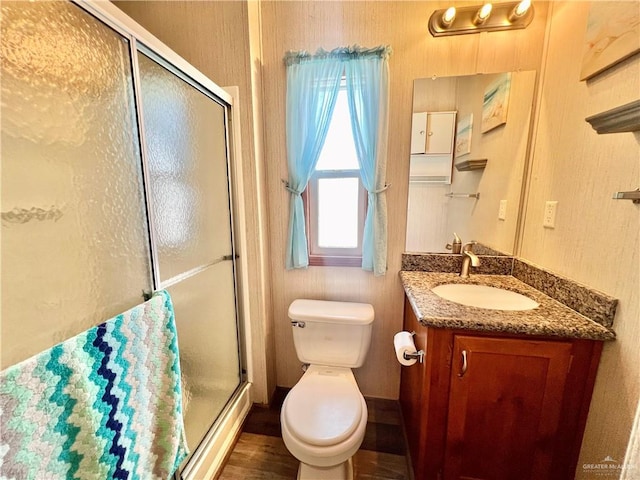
[446,233,462,254]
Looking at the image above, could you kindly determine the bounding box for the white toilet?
[281,299,375,480]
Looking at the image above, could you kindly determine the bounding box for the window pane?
[138,53,232,282]
[166,263,240,451]
[317,177,359,248]
[316,89,359,171]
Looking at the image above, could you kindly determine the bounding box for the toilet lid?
[284,373,363,447]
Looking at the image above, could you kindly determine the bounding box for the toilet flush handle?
[291,320,306,328]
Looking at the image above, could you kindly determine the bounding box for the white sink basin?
[431,284,539,311]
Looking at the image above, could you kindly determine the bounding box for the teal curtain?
[284,54,342,269]
[345,51,390,275]
[284,46,391,272]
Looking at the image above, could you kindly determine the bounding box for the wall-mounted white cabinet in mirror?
[411,111,456,154]
[410,111,457,184]
[405,70,537,254]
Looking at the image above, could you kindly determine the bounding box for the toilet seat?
[281,366,368,470]
[284,372,362,446]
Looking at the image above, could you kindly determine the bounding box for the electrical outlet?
[498,200,507,220]
[543,201,558,228]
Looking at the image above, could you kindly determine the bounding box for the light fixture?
[428,1,535,37]
[473,3,493,25]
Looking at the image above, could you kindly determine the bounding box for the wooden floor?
[217,388,411,480]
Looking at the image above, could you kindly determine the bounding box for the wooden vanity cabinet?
[400,297,603,480]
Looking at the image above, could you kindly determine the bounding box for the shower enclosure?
[1,0,247,475]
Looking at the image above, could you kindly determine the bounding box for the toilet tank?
[288,299,374,368]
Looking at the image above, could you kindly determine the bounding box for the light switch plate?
[498,200,507,220]
[543,201,558,228]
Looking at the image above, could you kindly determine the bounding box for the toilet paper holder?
[403,331,424,363]
[403,350,425,363]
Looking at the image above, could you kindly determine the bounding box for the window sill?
[308,255,362,267]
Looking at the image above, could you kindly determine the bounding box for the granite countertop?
[400,271,615,341]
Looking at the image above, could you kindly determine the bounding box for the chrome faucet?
[460,242,480,278]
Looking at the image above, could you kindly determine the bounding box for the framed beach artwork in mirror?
[455,114,473,157]
[481,72,511,133]
[580,2,640,81]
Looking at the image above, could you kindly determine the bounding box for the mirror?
[405,70,536,255]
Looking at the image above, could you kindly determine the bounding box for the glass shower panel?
[166,265,241,451]
[137,53,232,283]
[1,1,151,368]
[137,51,241,451]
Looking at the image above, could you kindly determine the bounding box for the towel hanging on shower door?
[0,290,188,479]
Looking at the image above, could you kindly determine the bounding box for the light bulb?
[515,0,531,16]
[441,7,457,27]
[473,3,493,25]
[478,3,493,19]
[509,0,532,22]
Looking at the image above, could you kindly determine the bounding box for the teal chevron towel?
[0,290,188,479]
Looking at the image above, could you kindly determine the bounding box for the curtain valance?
[284,45,392,66]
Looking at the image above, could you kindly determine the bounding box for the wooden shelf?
[585,100,640,134]
[455,159,487,171]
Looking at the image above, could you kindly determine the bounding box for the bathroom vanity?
[399,269,616,480]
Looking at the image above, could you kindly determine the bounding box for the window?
[284,46,389,274]
[305,85,367,266]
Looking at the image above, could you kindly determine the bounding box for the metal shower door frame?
[70,1,248,474]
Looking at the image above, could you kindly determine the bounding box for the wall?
[113,1,276,404]
[260,1,548,398]
[519,2,639,476]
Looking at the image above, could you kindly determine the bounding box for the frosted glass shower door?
[137,51,242,452]
[1,1,152,368]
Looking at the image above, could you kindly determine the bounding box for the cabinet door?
[425,112,456,154]
[411,112,428,154]
[444,336,572,480]
[411,112,456,155]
